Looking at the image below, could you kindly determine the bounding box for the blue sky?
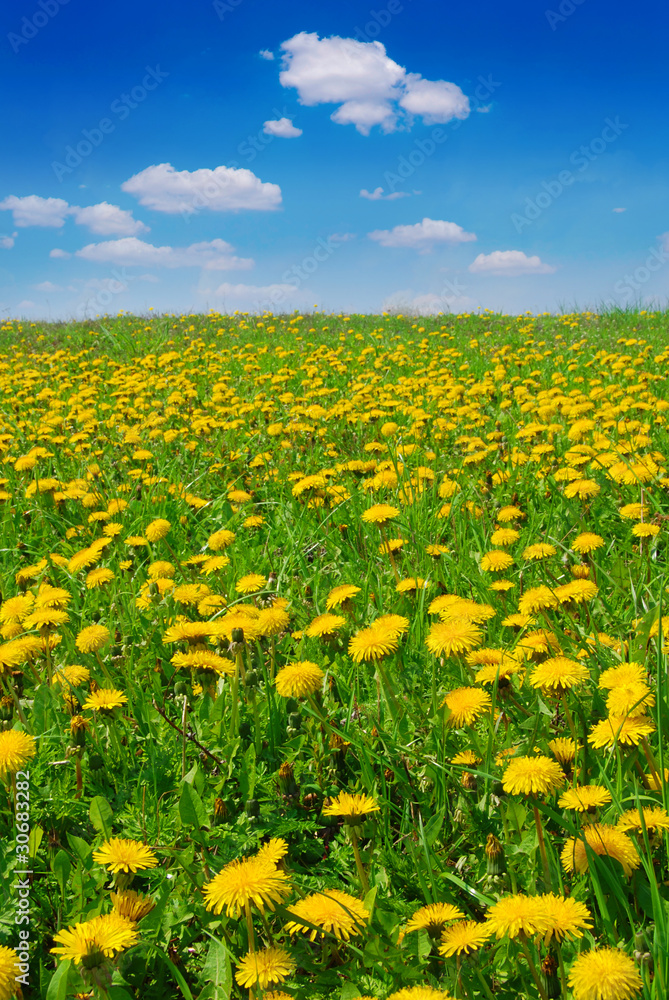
[1,0,668,318]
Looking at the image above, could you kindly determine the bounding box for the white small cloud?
[278,32,469,135]
[476,104,492,113]
[259,49,275,60]
[263,117,302,138]
[369,217,476,252]
[328,232,356,242]
[49,248,71,259]
[360,187,410,201]
[15,300,37,311]
[121,162,282,214]
[398,75,469,125]
[0,235,15,249]
[75,236,254,270]
[70,202,149,236]
[0,195,70,228]
[34,281,63,292]
[613,207,627,213]
[138,273,160,283]
[468,250,555,275]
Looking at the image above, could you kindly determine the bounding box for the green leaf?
[423,808,445,848]
[340,982,362,1000]
[200,938,232,998]
[89,796,113,839]
[66,834,92,865]
[29,824,43,859]
[46,959,70,1000]
[52,850,71,898]
[239,744,256,802]
[179,781,208,829]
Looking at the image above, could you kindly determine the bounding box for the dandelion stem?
[349,827,369,894]
[518,932,549,1000]
[532,801,552,891]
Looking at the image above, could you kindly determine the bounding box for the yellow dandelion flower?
[616,806,669,833]
[632,522,659,538]
[485,894,547,939]
[548,737,577,765]
[322,791,380,823]
[325,584,361,610]
[439,920,493,956]
[529,657,590,692]
[82,689,127,712]
[598,662,645,689]
[404,902,464,937]
[275,661,324,698]
[523,543,557,560]
[284,889,369,941]
[568,947,642,1000]
[501,755,565,796]
[51,913,138,964]
[92,838,158,873]
[481,550,515,572]
[558,785,612,811]
[203,856,291,917]
[361,503,399,525]
[571,532,604,554]
[425,619,483,658]
[561,824,639,876]
[235,573,267,595]
[110,889,156,923]
[348,626,399,662]
[208,529,236,550]
[0,729,36,777]
[606,683,654,717]
[0,946,20,1000]
[518,585,558,616]
[235,947,294,990]
[76,624,110,653]
[145,518,171,542]
[588,715,655,749]
[490,527,520,546]
[305,614,346,638]
[441,687,492,727]
[564,479,600,500]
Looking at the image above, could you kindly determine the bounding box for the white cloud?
[0,195,148,236]
[279,32,469,135]
[360,186,410,201]
[383,288,477,314]
[138,273,160,283]
[468,250,555,275]
[369,217,476,252]
[0,235,15,249]
[613,207,627,213]
[398,75,469,125]
[477,105,492,113]
[75,236,254,270]
[70,202,149,236]
[15,300,36,311]
[328,232,356,242]
[263,117,302,138]
[259,49,274,60]
[49,248,71,259]
[0,195,70,228]
[660,232,669,251]
[121,162,282,214]
[34,281,63,292]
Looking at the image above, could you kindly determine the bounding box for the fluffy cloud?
[0,195,147,235]
[279,32,469,134]
[49,248,71,259]
[259,49,274,60]
[0,195,70,228]
[360,187,410,201]
[75,237,254,270]
[468,250,555,275]
[34,281,63,292]
[613,207,627,213]
[121,163,282,215]
[263,118,302,138]
[369,218,476,251]
[0,234,15,249]
[398,76,469,125]
[70,202,149,236]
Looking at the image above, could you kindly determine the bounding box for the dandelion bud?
[212,797,228,826]
[245,797,260,818]
[461,771,477,791]
[540,953,560,1000]
[287,711,302,734]
[485,833,506,876]
[231,627,245,645]
[244,669,259,689]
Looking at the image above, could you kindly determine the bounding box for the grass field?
[0,308,668,1000]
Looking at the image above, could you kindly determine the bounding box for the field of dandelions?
[0,309,668,1000]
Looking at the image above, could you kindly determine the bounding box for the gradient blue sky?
[1,0,667,318]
